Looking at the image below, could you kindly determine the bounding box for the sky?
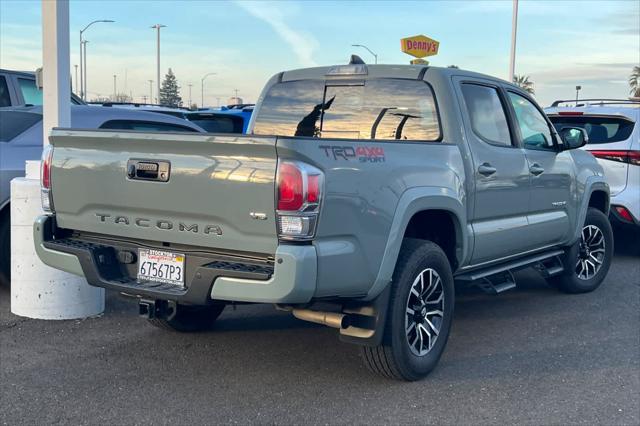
[1,0,638,107]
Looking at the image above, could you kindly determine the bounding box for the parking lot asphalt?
[1,229,638,425]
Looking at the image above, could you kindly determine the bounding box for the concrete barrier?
[10,161,104,319]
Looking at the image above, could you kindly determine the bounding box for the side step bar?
[455,249,565,294]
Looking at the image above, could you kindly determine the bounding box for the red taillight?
[41,146,53,189]
[614,206,634,222]
[276,161,324,240]
[277,162,304,211]
[307,175,320,204]
[589,150,640,165]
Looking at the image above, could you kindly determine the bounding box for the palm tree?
[629,66,640,97]
[513,74,535,95]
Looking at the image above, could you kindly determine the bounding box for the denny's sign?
[401,35,440,58]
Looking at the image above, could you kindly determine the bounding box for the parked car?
[0,105,204,287]
[202,104,254,133]
[95,102,250,134]
[546,99,639,229]
[34,64,611,380]
[0,68,84,106]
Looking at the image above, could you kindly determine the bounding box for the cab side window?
[461,83,512,147]
[508,92,554,150]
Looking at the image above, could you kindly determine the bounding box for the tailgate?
[49,129,278,254]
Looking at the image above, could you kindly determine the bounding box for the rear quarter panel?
[276,138,466,298]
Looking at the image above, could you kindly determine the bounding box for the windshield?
[187,114,243,133]
[549,115,635,144]
[17,77,84,106]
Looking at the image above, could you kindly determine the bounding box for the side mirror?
[559,126,588,150]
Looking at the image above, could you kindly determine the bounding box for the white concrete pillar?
[10,163,104,319]
[10,0,104,319]
[42,0,71,143]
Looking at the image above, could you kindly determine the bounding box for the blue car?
[196,104,254,133]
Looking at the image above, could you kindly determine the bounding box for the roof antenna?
[349,54,366,65]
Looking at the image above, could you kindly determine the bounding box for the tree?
[447,65,459,69]
[159,68,182,107]
[513,74,535,95]
[111,93,132,103]
[629,66,640,97]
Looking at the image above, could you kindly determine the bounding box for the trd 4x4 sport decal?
[319,145,386,163]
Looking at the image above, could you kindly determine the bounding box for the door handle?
[477,163,497,176]
[529,164,545,176]
[126,159,171,182]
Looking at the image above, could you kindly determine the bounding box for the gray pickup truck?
[34,63,613,380]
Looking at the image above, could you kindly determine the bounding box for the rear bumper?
[610,183,640,229]
[34,215,317,305]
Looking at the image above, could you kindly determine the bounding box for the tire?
[0,208,10,288]
[550,207,613,294]
[360,239,455,381]
[147,303,225,332]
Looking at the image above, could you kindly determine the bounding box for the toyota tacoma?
[34,62,613,380]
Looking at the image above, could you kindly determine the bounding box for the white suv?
[546,99,639,229]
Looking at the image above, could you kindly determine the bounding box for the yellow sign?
[401,35,440,58]
[410,59,429,65]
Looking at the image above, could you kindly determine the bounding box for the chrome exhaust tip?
[292,308,351,329]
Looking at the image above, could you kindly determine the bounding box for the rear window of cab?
[252,79,441,142]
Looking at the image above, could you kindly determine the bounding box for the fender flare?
[364,186,468,300]
[572,177,609,243]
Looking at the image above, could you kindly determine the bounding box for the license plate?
[137,249,185,287]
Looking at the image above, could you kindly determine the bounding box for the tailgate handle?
[127,160,170,182]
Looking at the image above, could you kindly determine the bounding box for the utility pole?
[148,79,153,104]
[151,24,166,105]
[508,0,519,83]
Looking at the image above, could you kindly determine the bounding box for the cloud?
[234,1,318,67]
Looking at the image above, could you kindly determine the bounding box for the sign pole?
[509,0,519,83]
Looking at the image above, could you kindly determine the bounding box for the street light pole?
[113,74,117,100]
[151,24,166,105]
[201,72,216,108]
[74,64,78,94]
[82,40,88,99]
[79,19,114,100]
[148,79,153,103]
[188,83,193,108]
[508,0,519,83]
[351,44,378,64]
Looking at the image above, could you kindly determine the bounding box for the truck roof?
[280,64,515,87]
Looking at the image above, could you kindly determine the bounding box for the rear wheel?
[0,208,10,287]
[147,303,225,332]
[550,207,613,294]
[360,239,454,381]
